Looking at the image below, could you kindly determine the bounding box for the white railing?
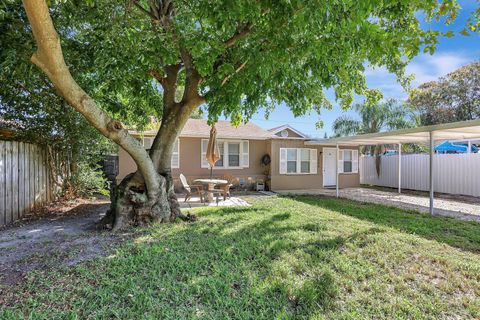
[360,153,480,197]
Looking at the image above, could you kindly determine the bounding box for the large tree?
[408,61,480,125]
[19,0,466,229]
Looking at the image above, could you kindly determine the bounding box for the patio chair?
[179,174,204,203]
[214,174,234,201]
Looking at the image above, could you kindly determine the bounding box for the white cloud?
[407,53,471,86]
[364,52,475,99]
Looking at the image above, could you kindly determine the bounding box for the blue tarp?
[435,141,478,153]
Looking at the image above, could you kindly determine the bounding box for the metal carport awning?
[305,119,480,215]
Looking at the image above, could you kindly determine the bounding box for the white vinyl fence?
[360,153,480,197]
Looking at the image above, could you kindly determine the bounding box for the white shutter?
[352,149,358,173]
[337,149,344,174]
[296,149,301,173]
[241,141,249,168]
[279,148,287,174]
[310,149,317,174]
[201,139,209,168]
[171,139,180,168]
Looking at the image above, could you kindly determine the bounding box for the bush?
[65,162,109,198]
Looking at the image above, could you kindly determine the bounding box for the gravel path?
[277,187,480,222]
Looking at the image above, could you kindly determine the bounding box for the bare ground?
[0,197,127,289]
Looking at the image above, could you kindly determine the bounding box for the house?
[117,119,360,191]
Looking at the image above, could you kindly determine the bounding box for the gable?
[274,128,304,138]
[268,124,307,139]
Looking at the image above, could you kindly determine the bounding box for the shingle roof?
[136,119,275,140]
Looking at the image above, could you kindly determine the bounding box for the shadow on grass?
[7,205,382,319]
[289,194,480,253]
[161,210,389,318]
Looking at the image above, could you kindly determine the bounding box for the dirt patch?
[0,197,126,288]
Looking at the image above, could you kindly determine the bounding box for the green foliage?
[333,99,420,154]
[408,61,480,125]
[67,163,109,198]
[5,0,466,126]
[1,195,480,318]
[0,2,116,197]
[333,99,415,137]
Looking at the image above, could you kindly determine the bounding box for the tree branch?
[221,59,249,86]
[131,0,159,22]
[180,47,203,104]
[22,0,161,198]
[148,69,165,85]
[224,23,252,48]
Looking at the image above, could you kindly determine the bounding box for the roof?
[134,119,275,140]
[306,119,480,146]
[268,124,307,138]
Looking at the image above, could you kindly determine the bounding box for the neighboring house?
[117,119,360,191]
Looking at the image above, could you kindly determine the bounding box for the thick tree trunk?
[23,0,200,230]
[104,115,187,230]
[103,171,171,230]
[104,160,183,230]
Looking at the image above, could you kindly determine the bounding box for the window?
[201,139,249,169]
[228,142,240,167]
[280,148,317,174]
[338,149,358,173]
[300,149,310,173]
[215,142,224,167]
[142,137,180,168]
[287,149,297,173]
[343,150,352,172]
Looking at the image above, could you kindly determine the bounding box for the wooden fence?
[0,140,62,227]
[360,153,480,197]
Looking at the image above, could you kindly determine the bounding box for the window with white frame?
[280,148,317,174]
[300,149,310,173]
[142,137,180,168]
[286,149,297,173]
[338,149,358,173]
[214,142,224,167]
[201,139,249,169]
[228,142,240,167]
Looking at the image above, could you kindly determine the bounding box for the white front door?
[323,148,336,187]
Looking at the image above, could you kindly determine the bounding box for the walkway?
[177,195,250,209]
[276,188,480,222]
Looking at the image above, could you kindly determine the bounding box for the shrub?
[65,162,109,198]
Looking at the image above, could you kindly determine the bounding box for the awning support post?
[398,143,402,194]
[336,143,339,198]
[429,131,434,215]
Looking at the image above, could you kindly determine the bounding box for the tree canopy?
[408,61,480,125]
[332,99,415,137]
[6,0,469,125]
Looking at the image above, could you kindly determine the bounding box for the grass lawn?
[2,195,480,319]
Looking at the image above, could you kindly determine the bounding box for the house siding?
[117,135,360,192]
[117,137,269,191]
[269,139,360,191]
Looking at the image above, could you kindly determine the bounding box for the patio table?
[193,179,228,202]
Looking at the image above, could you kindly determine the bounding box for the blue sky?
[243,1,480,138]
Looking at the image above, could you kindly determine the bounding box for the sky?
[239,1,480,138]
